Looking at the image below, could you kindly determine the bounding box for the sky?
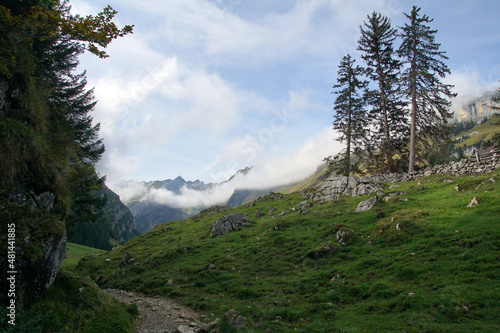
[70,0,500,195]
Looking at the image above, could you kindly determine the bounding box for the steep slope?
[70,185,139,250]
[128,201,191,234]
[453,114,500,149]
[75,168,500,332]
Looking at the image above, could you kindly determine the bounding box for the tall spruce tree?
[331,54,368,176]
[0,0,132,300]
[358,12,408,173]
[398,6,456,172]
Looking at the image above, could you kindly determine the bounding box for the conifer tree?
[358,12,408,173]
[398,6,456,172]
[331,54,368,176]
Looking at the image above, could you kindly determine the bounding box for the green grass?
[0,270,137,333]
[454,114,500,147]
[73,170,500,332]
[62,242,104,269]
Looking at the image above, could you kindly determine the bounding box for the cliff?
[453,92,500,123]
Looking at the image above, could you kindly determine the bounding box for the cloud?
[444,67,499,114]
[110,126,343,208]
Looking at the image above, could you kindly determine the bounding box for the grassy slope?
[62,242,104,269]
[74,170,500,332]
[454,114,500,147]
[1,270,137,333]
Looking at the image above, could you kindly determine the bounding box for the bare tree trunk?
[379,81,392,172]
[409,73,417,173]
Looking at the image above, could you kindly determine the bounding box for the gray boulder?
[355,197,379,212]
[224,309,246,330]
[211,213,249,237]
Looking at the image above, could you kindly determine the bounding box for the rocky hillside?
[74,158,500,332]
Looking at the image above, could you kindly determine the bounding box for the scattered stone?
[399,198,409,202]
[268,208,276,216]
[200,319,219,332]
[273,223,282,230]
[467,197,479,208]
[289,207,296,212]
[389,185,401,189]
[105,258,111,262]
[278,211,287,216]
[395,223,401,230]
[408,292,416,297]
[211,213,250,237]
[166,279,174,286]
[455,184,461,192]
[355,197,378,212]
[224,309,246,330]
[255,210,265,218]
[299,200,312,211]
[418,186,425,191]
[177,324,196,333]
[269,192,283,200]
[336,230,350,245]
[454,304,470,313]
[443,179,455,183]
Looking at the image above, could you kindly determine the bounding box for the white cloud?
[444,67,498,114]
[110,126,343,208]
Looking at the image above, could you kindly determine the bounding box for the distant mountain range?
[114,167,280,234]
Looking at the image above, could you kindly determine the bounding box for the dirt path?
[104,289,217,333]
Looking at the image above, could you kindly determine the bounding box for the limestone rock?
[224,309,246,330]
[467,197,479,208]
[299,200,312,211]
[312,175,382,203]
[355,197,378,212]
[210,213,249,237]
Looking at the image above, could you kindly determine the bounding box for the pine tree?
[398,6,456,172]
[331,54,368,176]
[358,12,408,173]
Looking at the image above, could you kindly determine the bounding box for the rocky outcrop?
[210,213,250,238]
[1,190,66,301]
[306,176,382,203]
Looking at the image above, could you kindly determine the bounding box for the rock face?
[23,231,67,295]
[211,213,250,238]
[1,190,66,300]
[453,93,500,123]
[307,176,382,203]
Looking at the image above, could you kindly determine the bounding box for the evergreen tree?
[0,0,132,300]
[398,6,456,172]
[358,12,408,173]
[330,54,368,176]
